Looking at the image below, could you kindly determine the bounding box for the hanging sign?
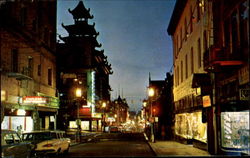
[202,95,211,107]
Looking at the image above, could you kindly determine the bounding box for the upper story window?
[184,18,187,41]
[37,64,41,76]
[191,47,194,74]
[20,7,27,26]
[11,49,18,72]
[239,1,249,50]
[185,54,188,79]
[190,6,193,33]
[48,68,52,86]
[197,38,201,68]
[196,0,201,21]
[28,56,33,77]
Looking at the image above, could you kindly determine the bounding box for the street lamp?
[148,87,155,143]
[102,102,106,132]
[143,101,147,129]
[75,88,82,142]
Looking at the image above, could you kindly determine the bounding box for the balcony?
[204,46,244,72]
[7,67,32,80]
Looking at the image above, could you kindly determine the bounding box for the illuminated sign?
[202,95,211,107]
[22,96,47,104]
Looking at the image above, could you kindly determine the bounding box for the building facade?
[203,0,249,155]
[56,1,113,131]
[167,0,214,153]
[168,0,249,155]
[0,0,59,131]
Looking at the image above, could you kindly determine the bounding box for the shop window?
[221,111,249,154]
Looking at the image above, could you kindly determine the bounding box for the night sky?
[57,0,176,112]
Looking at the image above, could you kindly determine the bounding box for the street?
[68,133,155,157]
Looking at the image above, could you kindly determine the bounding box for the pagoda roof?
[94,49,113,75]
[68,1,93,20]
[59,35,102,48]
[62,21,99,36]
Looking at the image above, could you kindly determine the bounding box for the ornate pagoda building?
[57,1,113,131]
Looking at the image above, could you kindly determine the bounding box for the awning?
[192,73,211,88]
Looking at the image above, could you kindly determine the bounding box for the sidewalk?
[148,140,211,157]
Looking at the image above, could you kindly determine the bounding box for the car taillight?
[43,144,53,147]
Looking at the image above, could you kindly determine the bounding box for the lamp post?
[148,87,155,143]
[75,88,82,142]
[102,102,106,132]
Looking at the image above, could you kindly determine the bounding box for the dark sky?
[57,0,176,112]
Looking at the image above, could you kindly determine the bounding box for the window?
[203,30,208,53]
[240,1,249,50]
[185,54,188,79]
[180,27,182,49]
[231,10,239,54]
[190,6,193,33]
[196,0,200,21]
[48,68,52,86]
[28,56,33,77]
[11,49,18,72]
[37,64,41,76]
[177,66,179,86]
[181,61,183,83]
[197,38,201,68]
[184,18,187,41]
[20,8,27,26]
[191,47,194,74]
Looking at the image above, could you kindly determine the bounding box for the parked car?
[109,126,120,133]
[22,130,71,156]
[1,129,34,158]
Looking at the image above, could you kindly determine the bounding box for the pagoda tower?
[57,1,112,131]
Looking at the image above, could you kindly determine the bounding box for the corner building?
[1,0,59,131]
[168,0,249,155]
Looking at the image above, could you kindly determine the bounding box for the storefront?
[1,109,33,131]
[219,102,249,155]
[175,111,207,144]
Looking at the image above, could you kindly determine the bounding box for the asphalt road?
[67,133,156,157]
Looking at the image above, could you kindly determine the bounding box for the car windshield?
[22,132,54,141]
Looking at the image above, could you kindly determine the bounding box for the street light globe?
[75,88,82,97]
[102,102,106,108]
[143,102,147,107]
[148,88,155,97]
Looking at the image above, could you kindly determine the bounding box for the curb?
[144,133,157,156]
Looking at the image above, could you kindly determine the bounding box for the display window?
[175,112,207,143]
[221,111,249,155]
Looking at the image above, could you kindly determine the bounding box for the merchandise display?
[175,112,207,143]
[221,111,249,154]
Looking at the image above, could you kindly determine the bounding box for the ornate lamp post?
[75,88,82,142]
[148,87,155,143]
[143,100,147,129]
